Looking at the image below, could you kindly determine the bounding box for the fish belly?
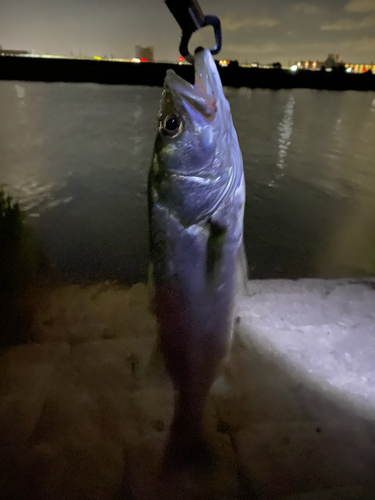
[150,202,240,430]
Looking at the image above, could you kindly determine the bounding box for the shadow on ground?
[0,280,374,499]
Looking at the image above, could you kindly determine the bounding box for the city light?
[1,47,374,74]
[178,55,189,65]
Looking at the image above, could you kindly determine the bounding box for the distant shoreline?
[0,56,374,91]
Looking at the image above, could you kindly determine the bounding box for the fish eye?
[161,114,182,136]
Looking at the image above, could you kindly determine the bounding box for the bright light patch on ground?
[237,279,375,418]
[0,279,374,499]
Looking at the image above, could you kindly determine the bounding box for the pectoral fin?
[206,219,227,283]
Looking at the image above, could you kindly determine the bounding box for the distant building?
[240,62,260,68]
[0,45,31,56]
[323,54,344,69]
[295,54,345,71]
[135,46,154,62]
[296,60,324,70]
[345,62,375,74]
[295,53,374,73]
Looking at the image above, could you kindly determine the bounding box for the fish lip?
[194,49,225,104]
[193,48,213,94]
[165,50,218,117]
[165,69,196,96]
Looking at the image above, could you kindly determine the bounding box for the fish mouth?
[165,49,223,119]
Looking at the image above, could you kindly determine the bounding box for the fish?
[148,48,247,461]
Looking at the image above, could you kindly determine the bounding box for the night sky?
[1,0,374,64]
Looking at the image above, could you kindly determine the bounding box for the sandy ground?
[0,279,374,499]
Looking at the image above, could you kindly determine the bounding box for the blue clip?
[165,0,222,63]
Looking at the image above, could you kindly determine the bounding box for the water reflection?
[2,83,72,218]
[269,94,295,187]
[0,82,375,283]
[316,95,375,277]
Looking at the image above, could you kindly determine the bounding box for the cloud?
[321,15,375,30]
[221,13,279,31]
[293,3,324,15]
[225,41,282,54]
[345,0,375,12]
[223,36,375,61]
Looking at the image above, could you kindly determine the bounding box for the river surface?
[1,81,375,283]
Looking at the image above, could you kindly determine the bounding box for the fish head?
[153,49,235,181]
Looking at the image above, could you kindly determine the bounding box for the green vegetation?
[0,189,44,348]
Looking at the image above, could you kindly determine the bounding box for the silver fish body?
[148,49,246,451]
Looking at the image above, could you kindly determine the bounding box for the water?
[1,81,375,284]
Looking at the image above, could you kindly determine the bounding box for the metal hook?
[165,0,222,63]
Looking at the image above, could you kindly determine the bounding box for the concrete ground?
[0,279,374,499]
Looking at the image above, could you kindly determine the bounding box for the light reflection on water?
[0,81,375,283]
[272,93,295,187]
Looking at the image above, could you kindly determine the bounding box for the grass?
[0,189,45,348]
